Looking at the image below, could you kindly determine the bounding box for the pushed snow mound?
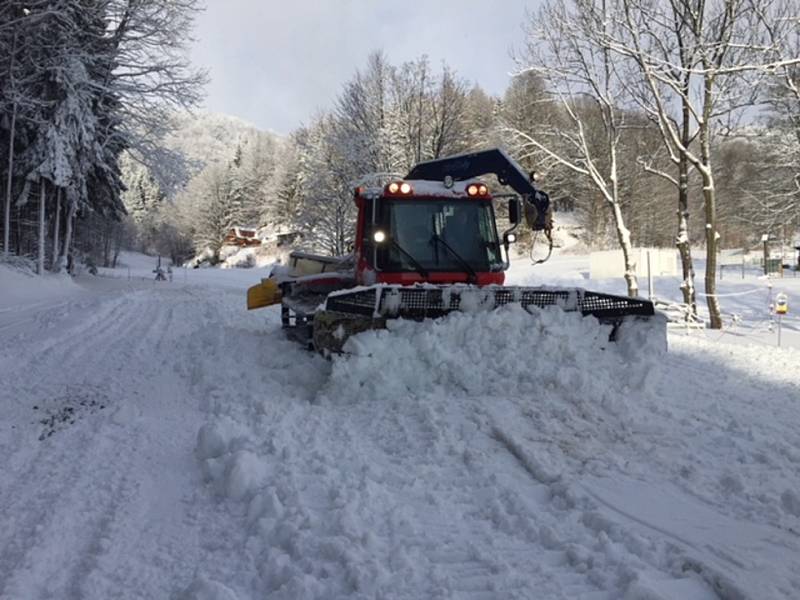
[327,304,664,405]
[0,262,80,309]
[189,289,797,599]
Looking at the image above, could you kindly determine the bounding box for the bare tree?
[601,0,800,327]
[507,0,642,297]
[428,67,469,159]
[103,0,208,163]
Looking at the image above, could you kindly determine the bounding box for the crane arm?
[405,148,552,231]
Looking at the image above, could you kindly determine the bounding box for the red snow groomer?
[248,148,661,353]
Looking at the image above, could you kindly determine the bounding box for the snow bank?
[0,261,81,309]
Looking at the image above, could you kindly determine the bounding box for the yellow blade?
[247,278,282,310]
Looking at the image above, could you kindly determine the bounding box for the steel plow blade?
[313,285,665,354]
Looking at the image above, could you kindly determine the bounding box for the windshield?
[375,199,502,272]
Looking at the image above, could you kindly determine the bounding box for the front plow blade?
[247,278,282,310]
[314,285,665,354]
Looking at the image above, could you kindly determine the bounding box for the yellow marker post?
[775,293,788,347]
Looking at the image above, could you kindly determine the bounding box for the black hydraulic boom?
[405,148,552,231]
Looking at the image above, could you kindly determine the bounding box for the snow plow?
[248,148,665,353]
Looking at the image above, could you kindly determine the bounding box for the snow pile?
[193,306,686,599]
[192,300,799,598]
[330,304,664,404]
[191,245,285,269]
[0,261,80,309]
[219,246,258,269]
[179,576,239,600]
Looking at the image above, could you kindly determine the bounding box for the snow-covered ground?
[0,252,798,599]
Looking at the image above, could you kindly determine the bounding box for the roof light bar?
[386,181,413,195]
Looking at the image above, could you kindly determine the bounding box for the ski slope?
[0,254,798,600]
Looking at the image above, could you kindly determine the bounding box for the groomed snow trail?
[2,269,799,600]
[0,279,320,599]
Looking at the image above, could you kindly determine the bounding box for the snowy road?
[0,281,295,599]
[1,267,799,599]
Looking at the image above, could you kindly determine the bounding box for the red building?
[223,227,261,248]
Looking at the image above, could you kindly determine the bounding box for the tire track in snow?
[0,292,160,598]
[0,425,106,599]
[0,283,235,599]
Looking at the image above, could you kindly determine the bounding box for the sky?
[189,1,538,135]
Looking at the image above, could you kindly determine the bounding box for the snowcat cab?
[248,148,661,353]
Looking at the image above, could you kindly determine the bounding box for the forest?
[1,0,799,328]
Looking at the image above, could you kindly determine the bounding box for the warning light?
[386,181,413,195]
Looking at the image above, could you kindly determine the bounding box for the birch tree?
[601,0,800,327]
[508,0,642,297]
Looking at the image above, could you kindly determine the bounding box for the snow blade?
[312,284,662,353]
[326,284,654,320]
[247,278,282,310]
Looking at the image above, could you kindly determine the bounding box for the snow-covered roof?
[228,226,257,238]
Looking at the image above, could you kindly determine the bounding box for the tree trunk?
[3,102,16,258]
[700,73,722,329]
[51,188,61,271]
[38,180,46,275]
[676,156,697,316]
[112,225,122,268]
[103,221,112,267]
[676,97,697,317]
[61,201,76,273]
[608,132,638,298]
[611,201,639,297]
[701,169,722,328]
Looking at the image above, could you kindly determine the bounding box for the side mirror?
[508,198,521,225]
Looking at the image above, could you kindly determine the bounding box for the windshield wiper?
[389,238,429,278]
[431,234,478,284]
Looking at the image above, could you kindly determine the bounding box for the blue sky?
[190,0,538,134]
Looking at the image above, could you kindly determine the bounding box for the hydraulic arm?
[405,148,552,231]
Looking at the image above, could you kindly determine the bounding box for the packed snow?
[1,252,798,599]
